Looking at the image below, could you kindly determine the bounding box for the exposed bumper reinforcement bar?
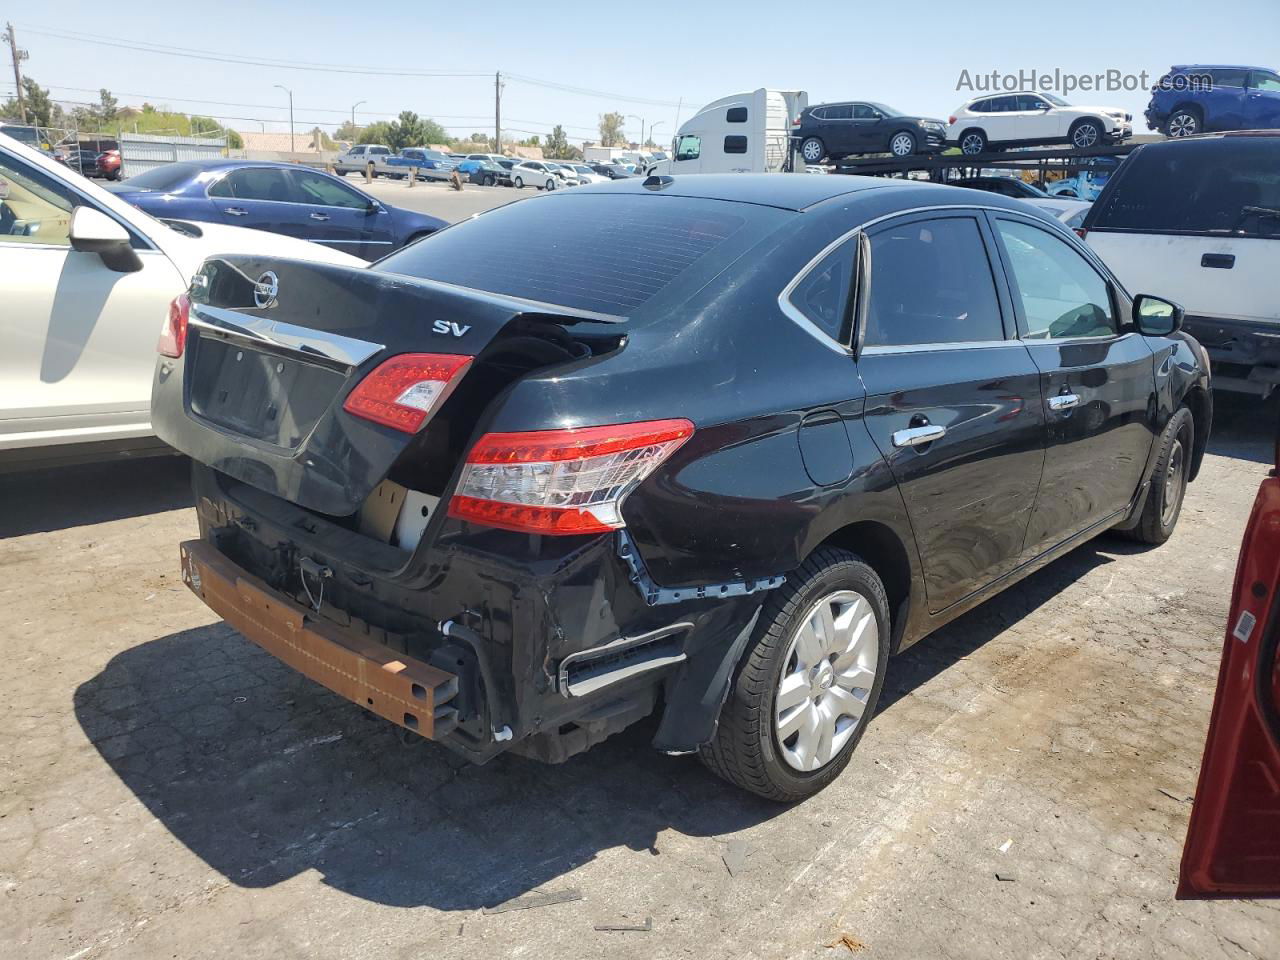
[179,540,459,738]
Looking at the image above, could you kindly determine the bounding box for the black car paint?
[152,175,1210,763]
[796,103,947,160]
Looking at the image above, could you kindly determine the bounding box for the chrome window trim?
[778,203,1016,356]
[188,304,385,368]
[861,339,1021,356]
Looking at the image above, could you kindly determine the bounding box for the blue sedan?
[106,159,446,261]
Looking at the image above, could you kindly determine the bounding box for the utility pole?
[351,100,366,131]
[274,84,294,153]
[6,23,28,124]
[494,71,502,154]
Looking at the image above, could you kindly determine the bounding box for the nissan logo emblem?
[254,271,279,309]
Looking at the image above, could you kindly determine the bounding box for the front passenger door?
[990,215,1156,554]
[288,169,394,259]
[858,213,1046,613]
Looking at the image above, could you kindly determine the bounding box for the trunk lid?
[154,255,598,516]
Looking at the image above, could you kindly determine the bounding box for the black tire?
[1122,407,1194,545]
[1163,106,1201,138]
[1070,118,1104,149]
[484,174,496,186]
[514,176,524,189]
[699,547,891,803]
[888,130,917,157]
[799,136,827,164]
[958,128,988,155]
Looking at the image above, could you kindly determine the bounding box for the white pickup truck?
[334,143,395,177]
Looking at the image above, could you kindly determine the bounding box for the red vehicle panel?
[1178,431,1280,898]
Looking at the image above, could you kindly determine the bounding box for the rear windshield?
[374,194,773,316]
[118,162,203,192]
[1090,139,1280,238]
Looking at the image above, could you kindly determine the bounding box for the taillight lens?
[948,115,957,125]
[157,292,190,358]
[1074,227,1087,239]
[343,353,472,433]
[449,419,694,535]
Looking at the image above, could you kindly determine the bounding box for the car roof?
[1171,64,1267,71]
[567,173,977,212]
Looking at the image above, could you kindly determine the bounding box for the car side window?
[787,239,856,344]
[825,104,853,120]
[852,104,877,120]
[291,171,369,209]
[350,146,366,156]
[215,168,294,202]
[1250,70,1280,92]
[726,107,747,123]
[1017,95,1045,110]
[724,136,748,154]
[970,99,991,113]
[1210,69,1247,88]
[0,151,74,246]
[864,217,1004,348]
[995,219,1117,340]
[369,147,390,156]
[809,108,827,121]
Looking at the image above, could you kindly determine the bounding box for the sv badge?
[433,319,472,338]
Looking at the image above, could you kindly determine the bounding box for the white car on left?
[0,133,364,472]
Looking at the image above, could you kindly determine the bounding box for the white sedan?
[0,133,363,471]
[947,92,1132,155]
[510,161,560,191]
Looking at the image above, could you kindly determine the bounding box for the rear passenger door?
[207,167,297,238]
[858,212,1046,613]
[989,214,1156,552]
[820,104,855,156]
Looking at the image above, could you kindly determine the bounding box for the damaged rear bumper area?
[180,539,460,738]
[185,464,779,765]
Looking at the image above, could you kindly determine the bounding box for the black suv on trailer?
[795,102,948,163]
[152,175,1210,801]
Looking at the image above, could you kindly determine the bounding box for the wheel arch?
[813,519,914,653]
[1182,384,1211,482]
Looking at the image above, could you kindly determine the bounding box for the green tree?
[358,120,394,145]
[420,118,448,145]
[598,112,625,147]
[225,130,243,149]
[388,111,426,150]
[0,77,61,127]
[334,120,361,142]
[96,88,118,127]
[545,124,570,158]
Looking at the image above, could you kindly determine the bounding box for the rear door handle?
[309,212,330,221]
[892,424,946,448]
[224,207,248,216]
[1048,394,1080,412]
[1201,253,1234,269]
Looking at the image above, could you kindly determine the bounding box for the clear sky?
[5,0,1278,145]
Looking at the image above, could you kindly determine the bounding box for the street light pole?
[351,100,366,131]
[627,114,645,149]
[274,84,294,153]
[648,121,665,151]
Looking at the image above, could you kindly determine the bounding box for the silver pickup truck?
[334,143,394,177]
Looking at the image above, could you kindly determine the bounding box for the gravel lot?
[1,390,1277,960]
[359,175,522,222]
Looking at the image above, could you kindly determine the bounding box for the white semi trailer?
[648,89,808,176]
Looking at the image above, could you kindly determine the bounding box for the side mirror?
[1132,294,1184,336]
[366,198,382,214]
[69,206,141,273]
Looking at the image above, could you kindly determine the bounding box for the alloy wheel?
[890,133,915,157]
[1162,438,1187,527]
[1073,123,1100,148]
[1168,113,1197,137]
[774,589,879,772]
[801,138,824,163]
[960,133,985,155]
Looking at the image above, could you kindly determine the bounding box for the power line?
[17,22,699,107]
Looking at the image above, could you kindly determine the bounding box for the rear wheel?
[699,547,890,802]
[1123,407,1193,545]
[545,178,556,191]
[959,129,988,155]
[514,176,524,189]
[800,136,826,164]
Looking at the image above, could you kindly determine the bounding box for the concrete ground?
[358,175,523,222]
[1,395,1278,960]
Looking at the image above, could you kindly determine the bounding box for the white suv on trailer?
[947,92,1132,155]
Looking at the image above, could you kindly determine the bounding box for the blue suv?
[1146,65,1280,137]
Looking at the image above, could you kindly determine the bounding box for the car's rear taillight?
[448,419,695,535]
[342,353,472,433]
[1074,227,1087,239]
[157,293,190,358]
[948,115,957,125]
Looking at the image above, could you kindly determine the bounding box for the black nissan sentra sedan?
[151,174,1210,801]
